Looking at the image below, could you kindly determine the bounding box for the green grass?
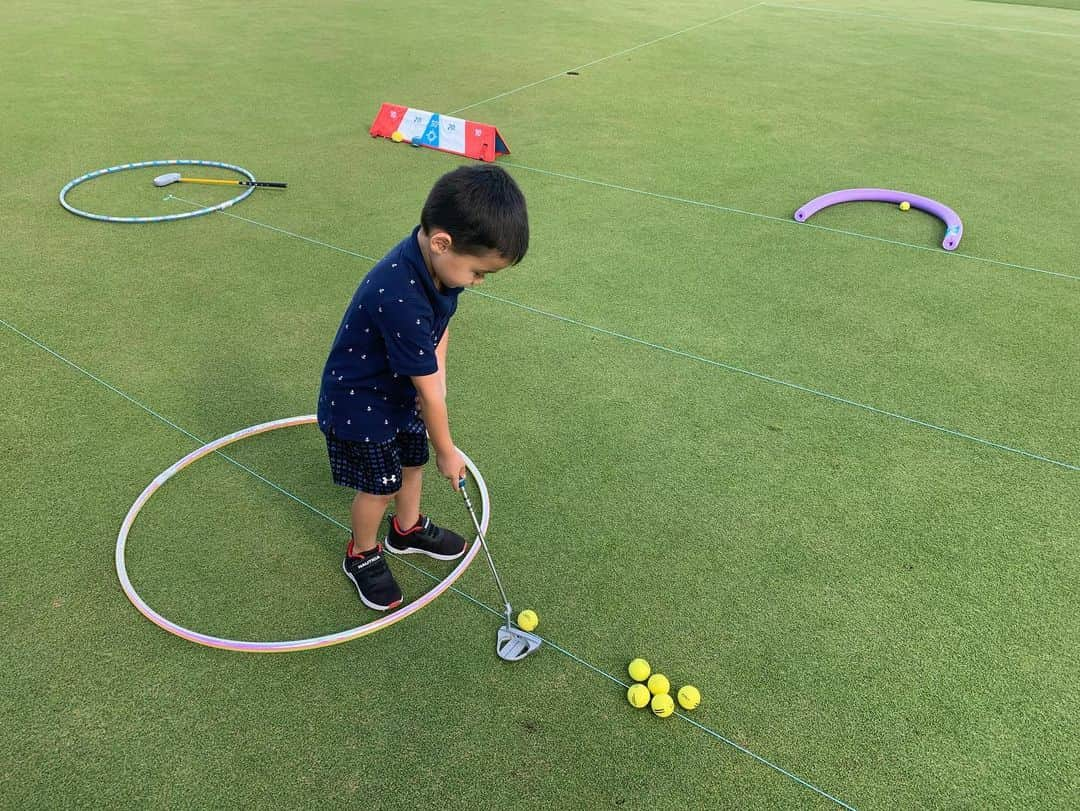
[2,0,1079,808]
[977,1,1080,10]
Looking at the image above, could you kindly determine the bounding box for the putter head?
[496,626,542,662]
[153,172,181,187]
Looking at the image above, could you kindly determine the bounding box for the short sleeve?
[370,290,438,376]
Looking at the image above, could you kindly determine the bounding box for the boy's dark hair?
[420,165,529,264]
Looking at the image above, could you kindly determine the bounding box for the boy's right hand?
[436,448,467,491]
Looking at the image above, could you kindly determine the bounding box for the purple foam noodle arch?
[793,188,963,250]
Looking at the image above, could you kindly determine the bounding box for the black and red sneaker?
[342,540,403,611]
[384,515,467,561]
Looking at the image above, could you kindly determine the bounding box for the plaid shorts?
[326,415,429,495]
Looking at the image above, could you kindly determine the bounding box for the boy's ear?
[429,230,453,254]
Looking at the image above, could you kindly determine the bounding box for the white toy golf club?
[153,172,286,189]
[459,477,542,662]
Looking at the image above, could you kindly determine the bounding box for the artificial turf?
[2,0,1078,807]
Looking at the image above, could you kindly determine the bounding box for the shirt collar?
[404,225,462,317]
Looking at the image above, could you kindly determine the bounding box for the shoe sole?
[342,558,403,611]
[383,539,467,561]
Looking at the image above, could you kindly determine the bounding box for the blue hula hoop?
[59,159,256,223]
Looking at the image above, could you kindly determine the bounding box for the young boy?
[318,164,529,611]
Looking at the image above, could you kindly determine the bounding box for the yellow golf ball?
[647,673,670,696]
[651,693,675,718]
[628,658,651,682]
[627,683,650,709]
[677,685,701,710]
[391,131,405,143]
[899,201,911,211]
[516,609,538,632]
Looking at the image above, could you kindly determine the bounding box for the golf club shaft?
[179,177,287,188]
[459,479,513,621]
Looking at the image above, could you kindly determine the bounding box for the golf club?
[153,172,286,188]
[459,476,541,662]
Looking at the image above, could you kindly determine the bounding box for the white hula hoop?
[115,415,488,652]
[60,159,257,223]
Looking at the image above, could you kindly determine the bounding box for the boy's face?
[422,229,512,289]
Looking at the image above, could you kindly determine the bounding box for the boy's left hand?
[435,447,467,490]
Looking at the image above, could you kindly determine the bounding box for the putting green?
[3,0,1078,807]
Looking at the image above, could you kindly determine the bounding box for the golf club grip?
[179,177,285,188]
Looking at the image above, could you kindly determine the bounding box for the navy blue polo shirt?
[317,226,461,443]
